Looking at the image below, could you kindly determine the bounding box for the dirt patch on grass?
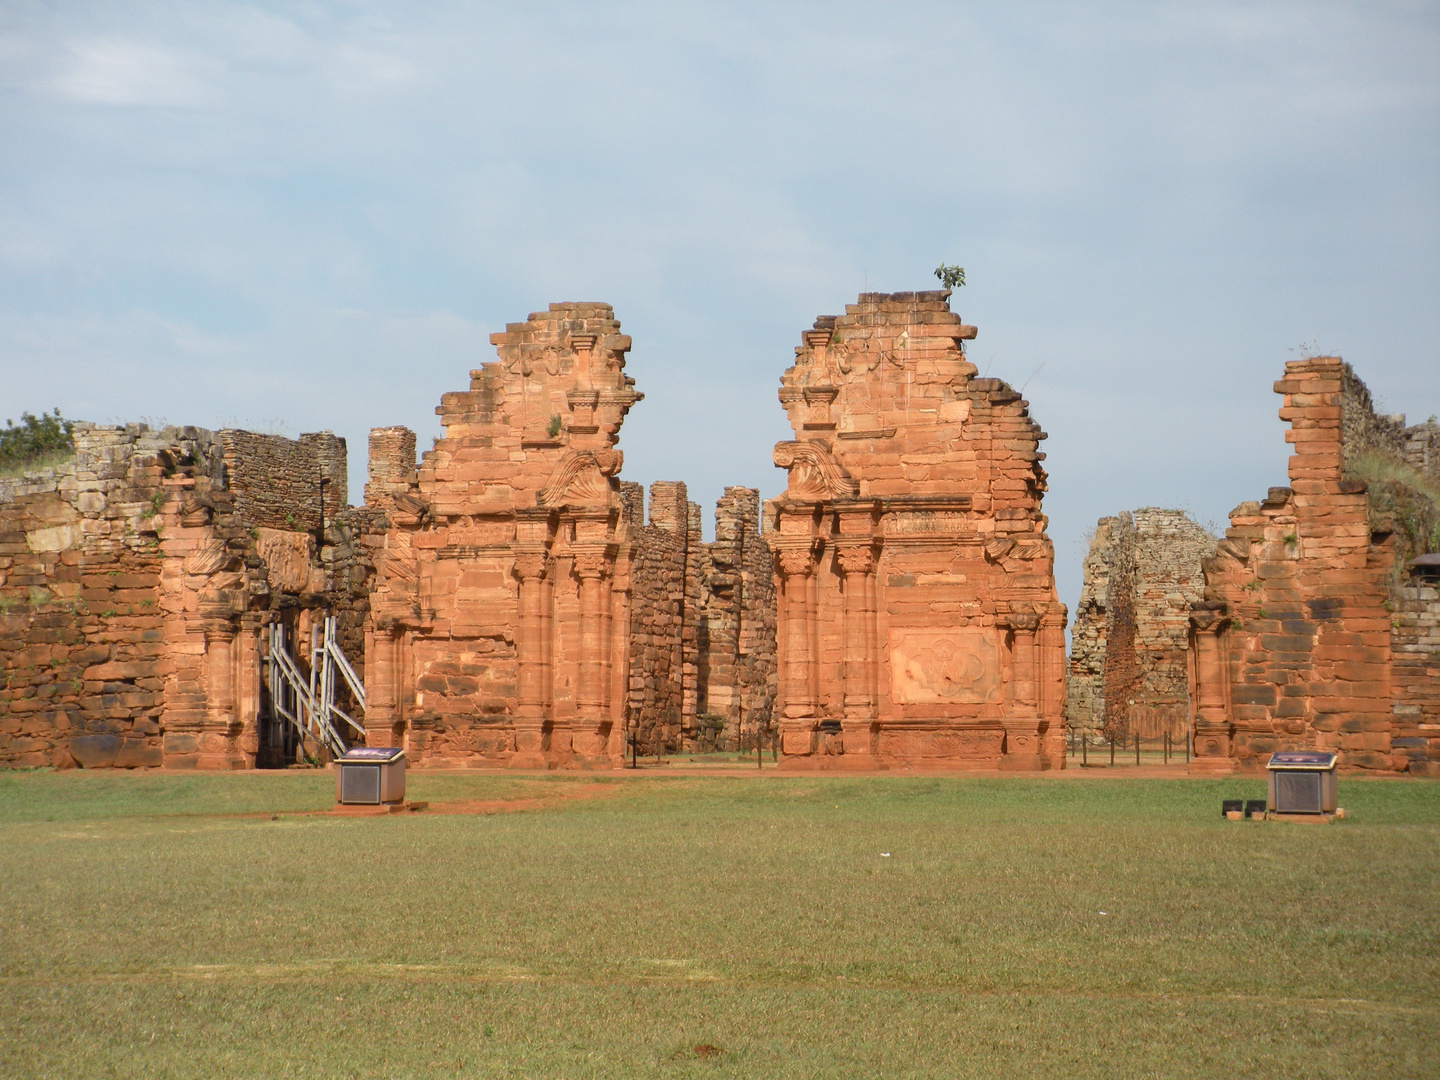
[384,781,622,818]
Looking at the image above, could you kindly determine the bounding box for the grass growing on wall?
[0,772,1436,1079]
[1350,449,1440,568]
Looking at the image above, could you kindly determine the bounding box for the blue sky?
[2,1,1437,614]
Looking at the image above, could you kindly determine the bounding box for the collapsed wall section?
[1191,357,1439,774]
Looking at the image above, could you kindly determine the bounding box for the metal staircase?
[266,616,366,759]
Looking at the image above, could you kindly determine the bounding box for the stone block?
[69,733,120,768]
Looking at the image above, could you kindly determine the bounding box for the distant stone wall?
[364,427,417,511]
[627,482,692,751]
[1068,510,1215,738]
[624,482,779,756]
[1066,518,1118,734]
[219,430,347,534]
[696,487,776,749]
[1392,584,1440,771]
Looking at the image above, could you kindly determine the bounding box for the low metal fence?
[1066,726,1190,767]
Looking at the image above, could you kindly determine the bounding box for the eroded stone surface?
[0,424,378,770]
[767,291,1066,769]
[1189,358,1440,774]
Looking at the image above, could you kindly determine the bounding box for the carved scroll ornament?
[773,441,858,502]
[537,449,624,508]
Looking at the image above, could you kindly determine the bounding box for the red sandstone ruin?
[7,303,1433,776]
[346,303,777,768]
[766,291,1067,769]
[1186,358,1440,774]
[1072,357,1440,774]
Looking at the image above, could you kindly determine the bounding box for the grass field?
[0,768,1436,1078]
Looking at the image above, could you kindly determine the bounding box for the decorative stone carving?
[770,291,1066,770]
[890,629,1001,705]
[773,441,858,502]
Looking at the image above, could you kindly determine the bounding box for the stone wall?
[218,430,347,535]
[0,423,379,769]
[768,291,1067,770]
[0,425,209,768]
[1391,582,1440,771]
[696,486,776,749]
[1068,509,1216,738]
[1190,357,1438,774]
[627,481,693,752]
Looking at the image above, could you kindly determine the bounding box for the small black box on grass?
[1221,799,1244,819]
[335,747,406,805]
[1245,800,1267,819]
[1266,751,1338,815]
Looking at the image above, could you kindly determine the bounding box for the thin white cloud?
[50,38,221,107]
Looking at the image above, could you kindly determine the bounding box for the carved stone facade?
[767,291,1067,769]
[361,303,642,768]
[1190,357,1440,774]
[1067,509,1216,738]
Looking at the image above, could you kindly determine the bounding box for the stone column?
[775,543,817,757]
[572,547,613,764]
[200,611,240,770]
[235,613,263,767]
[363,625,402,749]
[1000,610,1046,771]
[836,543,877,757]
[1188,604,1234,774]
[510,551,551,769]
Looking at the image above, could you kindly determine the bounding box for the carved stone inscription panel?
[889,628,1000,705]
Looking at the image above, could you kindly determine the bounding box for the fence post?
[1135,730,1140,766]
[1109,733,1115,767]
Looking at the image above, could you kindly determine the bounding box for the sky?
[2,1,1437,617]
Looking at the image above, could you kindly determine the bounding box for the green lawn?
[0,769,1436,1078]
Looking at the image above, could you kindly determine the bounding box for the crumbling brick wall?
[696,486,776,750]
[1191,357,1438,775]
[624,482,778,756]
[1,423,377,770]
[1391,581,1440,770]
[219,430,347,534]
[627,481,692,752]
[0,425,207,768]
[1066,518,1118,734]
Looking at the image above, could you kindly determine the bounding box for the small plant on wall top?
[547,414,563,439]
[933,264,966,290]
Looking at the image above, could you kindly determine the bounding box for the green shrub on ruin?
[0,408,76,475]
